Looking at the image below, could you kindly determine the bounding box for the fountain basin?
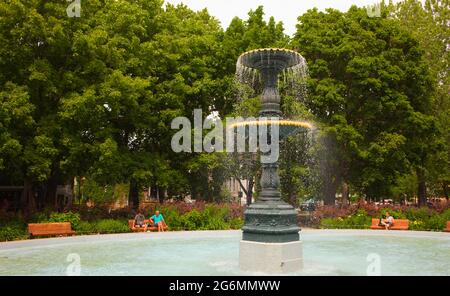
[1,230,449,276]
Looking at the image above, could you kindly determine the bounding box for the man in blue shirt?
[150,210,166,232]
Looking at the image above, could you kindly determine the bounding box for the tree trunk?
[75,176,82,203]
[236,178,253,206]
[342,182,349,206]
[323,178,338,206]
[158,187,165,203]
[246,179,254,206]
[20,178,36,215]
[128,180,139,210]
[416,168,427,206]
[323,189,336,205]
[45,173,58,210]
[65,178,75,210]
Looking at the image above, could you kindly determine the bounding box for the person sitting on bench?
[381,212,394,230]
[133,211,148,231]
[150,210,166,232]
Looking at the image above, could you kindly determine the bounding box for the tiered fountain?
[235,48,311,273]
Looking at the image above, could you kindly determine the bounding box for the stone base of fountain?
[239,240,303,274]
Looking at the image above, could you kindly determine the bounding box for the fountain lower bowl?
[228,119,313,140]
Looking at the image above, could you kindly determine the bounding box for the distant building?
[224,178,253,205]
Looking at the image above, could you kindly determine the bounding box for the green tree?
[0,0,93,211]
[292,6,436,204]
[60,1,225,207]
[389,0,450,200]
[0,0,227,210]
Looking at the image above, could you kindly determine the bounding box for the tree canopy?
[0,0,447,211]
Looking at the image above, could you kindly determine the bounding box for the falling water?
[235,48,309,103]
[233,48,320,205]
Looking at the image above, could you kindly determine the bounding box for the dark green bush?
[404,207,432,221]
[0,224,28,241]
[143,204,241,231]
[73,219,129,234]
[0,216,28,241]
[95,219,129,234]
[408,208,450,231]
[74,221,97,234]
[181,209,203,230]
[200,205,229,230]
[321,210,371,229]
[161,206,184,230]
[47,212,81,229]
[229,218,244,229]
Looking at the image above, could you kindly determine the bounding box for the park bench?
[28,222,75,237]
[445,221,450,232]
[128,219,168,232]
[370,218,409,230]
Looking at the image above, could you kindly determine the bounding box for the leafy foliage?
[315,202,450,231]
[292,5,437,202]
[0,0,447,212]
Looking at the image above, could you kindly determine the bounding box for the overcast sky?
[164,0,399,36]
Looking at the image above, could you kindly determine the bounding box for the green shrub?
[157,206,183,230]
[320,210,371,229]
[439,209,450,221]
[404,208,450,231]
[321,217,344,229]
[424,215,446,231]
[229,218,244,229]
[181,210,203,230]
[74,221,97,234]
[404,207,431,221]
[200,205,229,230]
[48,212,81,229]
[94,219,129,234]
[409,220,425,230]
[74,219,129,234]
[0,225,28,241]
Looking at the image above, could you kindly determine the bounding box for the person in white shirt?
[381,212,394,230]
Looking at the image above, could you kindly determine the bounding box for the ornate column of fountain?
[236,48,307,273]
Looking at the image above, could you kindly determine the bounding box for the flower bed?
[313,202,450,231]
[0,202,245,241]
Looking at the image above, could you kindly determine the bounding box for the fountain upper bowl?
[237,48,304,71]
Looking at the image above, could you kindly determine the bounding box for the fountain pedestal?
[239,240,303,274]
[236,48,305,274]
